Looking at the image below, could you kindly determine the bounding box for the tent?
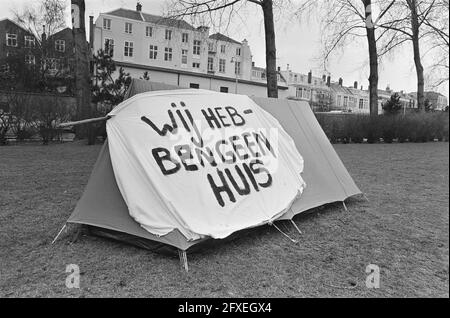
[60,80,362,267]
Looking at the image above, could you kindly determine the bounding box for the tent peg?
[342,201,348,212]
[51,223,67,245]
[178,249,189,272]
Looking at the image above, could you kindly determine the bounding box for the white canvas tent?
[60,80,362,265]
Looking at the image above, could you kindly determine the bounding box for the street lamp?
[230,57,238,94]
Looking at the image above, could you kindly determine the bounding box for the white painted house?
[92,3,289,97]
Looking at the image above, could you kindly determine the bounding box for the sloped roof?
[105,8,196,30]
[209,33,241,45]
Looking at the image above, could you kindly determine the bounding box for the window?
[25,54,35,65]
[359,99,364,109]
[192,62,200,68]
[182,33,188,43]
[103,18,111,30]
[149,45,158,59]
[24,36,35,48]
[236,47,241,56]
[220,44,226,53]
[208,42,214,52]
[104,38,114,56]
[190,83,199,89]
[220,87,229,93]
[165,29,172,40]
[6,33,17,47]
[55,40,65,53]
[193,40,201,55]
[47,58,60,72]
[124,41,133,57]
[337,95,342,106]
[343,96,348,107]
[125,22,133,34]
[219,59,226,73]
[164,47,172,61]
[146,26,153,37]
[207,57,214,72]
[181,49,188,65]
[234,61,241,75]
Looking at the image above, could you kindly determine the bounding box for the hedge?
[315,112,449,144]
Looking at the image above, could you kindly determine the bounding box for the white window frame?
[6,33,17,47]
[236,47,241,56]
[103,18,111,30]
[149,45,158,60]
[146,26,153,37]
[234,61,241,75]
[25,54,35,65]
[124,41,134,57]
[219,59,226,73]
[104,38,114,56]
[55,40,65,53]
[220,44,226,53]
[207,57,214,72]
[193,40,201,56]
[24,36,35,48]
[182,33,188,43]
[181,49,188,65]
[165,29,172,40]
[192,62,200,69]
[164,47,172,61]
[125,22,133,34]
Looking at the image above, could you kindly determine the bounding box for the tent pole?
[178,249,189,272]
[290,220,303,235]
[271,222,298,244]
[342,201,348,212]
[51,223,67,245]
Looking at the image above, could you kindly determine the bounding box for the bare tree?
[375,0,445,110]
[12,0,66,47]
[166,0,290,98]
[422,0,449,89]
[298,0,397,116]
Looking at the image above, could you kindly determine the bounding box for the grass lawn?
[0,141,448,297]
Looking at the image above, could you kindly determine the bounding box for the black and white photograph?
[0,0,448,302]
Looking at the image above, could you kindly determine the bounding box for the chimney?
[307,70,312,84]
[326,76,331,87]
[354,81,358,89]
[89,16,94,49]
[136,2,142,11]
[360,85,363,90]
[277,66,281,72]
[41,25,47,43]
[338,77,343,86]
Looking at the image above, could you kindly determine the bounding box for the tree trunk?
[72,0,94,143]
[261,0,278,98]
[409,0,425,110]
[364,0,379,116]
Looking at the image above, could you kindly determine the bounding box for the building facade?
[92,4,289,98]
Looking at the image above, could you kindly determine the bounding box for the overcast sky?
[1,0,448,99]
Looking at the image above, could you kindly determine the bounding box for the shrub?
[315,111,449,144]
